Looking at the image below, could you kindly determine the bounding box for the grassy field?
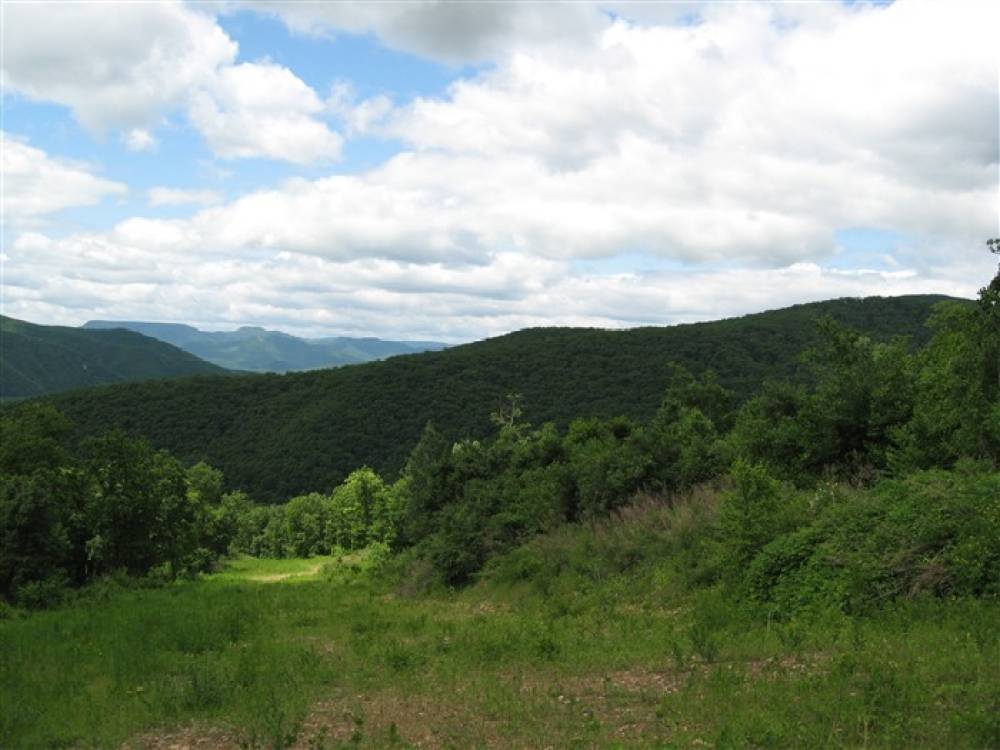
[2,520,998,749]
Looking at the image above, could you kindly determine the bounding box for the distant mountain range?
[82,321,448,373]
[1,315,227,399]
[44,294,967,501]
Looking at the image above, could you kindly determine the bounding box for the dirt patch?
[123,658,828,749]
[122,722,239,750]
[294,690,500,749]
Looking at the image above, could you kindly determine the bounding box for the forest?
[2,278,996,602]
[0,316,227,400]
[0,278,997,747]
[44,294,961,502]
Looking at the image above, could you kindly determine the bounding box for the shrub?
[742,463,1000,615]
[718,461,790,574]
[14,572,69,610]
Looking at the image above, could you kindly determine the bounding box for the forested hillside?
[0,316,228,399]
[83,320,447,373]
[44,294,962,501]
[2,278,996,749]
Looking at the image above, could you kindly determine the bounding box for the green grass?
[2,517,997,748]
[208,555,337,584]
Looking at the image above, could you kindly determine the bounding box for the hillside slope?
[82,320,446,372]
[0,316,228,399]
[47,295,963,500]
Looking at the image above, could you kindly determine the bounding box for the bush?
[15,572,69,610]
[742,463,1000,615]
[718,461,793,574]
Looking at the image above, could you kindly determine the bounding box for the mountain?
[81,320,447,373]
[46,295,965,501]
[0,316,228,399]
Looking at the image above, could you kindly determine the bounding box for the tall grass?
[2,480,997,748]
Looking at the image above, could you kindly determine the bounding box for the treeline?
[386,278,998,585]
[0,413,408,606]
[2,281,995,605]
[45,295,960,502]
[0,411,230,607]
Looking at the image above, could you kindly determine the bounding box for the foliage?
[729,320,917,481]
[3,276,995,598]
[717,460,793,573]
[893,274,1000,468]
[1,275,997,748]
[746,461,1000,615]
[4,544,996,750]
[0,314,225,399]
[0,411,233,604]
[38,295,958,501]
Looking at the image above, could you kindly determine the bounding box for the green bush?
[744,463,1000,615]
[718,461,794,574]
[14,572,69,610]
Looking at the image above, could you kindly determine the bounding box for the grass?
[2,506,998,749]
[208,555,336,584]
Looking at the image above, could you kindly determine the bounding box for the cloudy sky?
[2,0,997,342]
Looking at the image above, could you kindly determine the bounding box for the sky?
[1,0,997,343]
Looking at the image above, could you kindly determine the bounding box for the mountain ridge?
[0,316,228,399]
[41,293,968,501]
[82,320,448,373]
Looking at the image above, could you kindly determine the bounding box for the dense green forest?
[44,294,963,501]
[0,316,227,399]
[83,320,446,373]
[2,282,995,601]
[1,278,997,748]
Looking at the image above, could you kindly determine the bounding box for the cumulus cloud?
[2,230,978,342]
[384,1,996,247]
[123,129,158,153]
[2,2,235,132]
[2,135,127,224]
[327,82,394,136]
[148,187,223,207]
[3,0,997,340]
[242,0,604,64]
[159,0,989,270]
[188,62,343,163]
[2,3,342,164]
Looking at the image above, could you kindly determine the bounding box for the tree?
[82,432,191,577]
[564,417,650,518]
[397,422,452,547]
[0,473,72,599]
[284,493,331,557]
[0,403,72,476]
[796,319,916,475]
[895,268,1000,468]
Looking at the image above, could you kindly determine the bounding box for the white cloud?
[243,1,604,64]
[3,0,996,340]
[3,230,983,342]
[2,135,127,224]
[148,187,223,207]
[382,1,996,253]
[188,62,343,163]
[327,82,394,136]
[123,129,158,152]
[2,2,235,132]
[2,3,343,164]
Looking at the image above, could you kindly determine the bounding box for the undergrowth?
[2,467,997,748]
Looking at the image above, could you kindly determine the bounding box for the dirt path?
[245,563,324,582]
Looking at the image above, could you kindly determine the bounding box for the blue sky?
[2,1,996,341]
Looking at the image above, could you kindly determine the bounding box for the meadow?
[3,488,997,749]
[3,281,997,748]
